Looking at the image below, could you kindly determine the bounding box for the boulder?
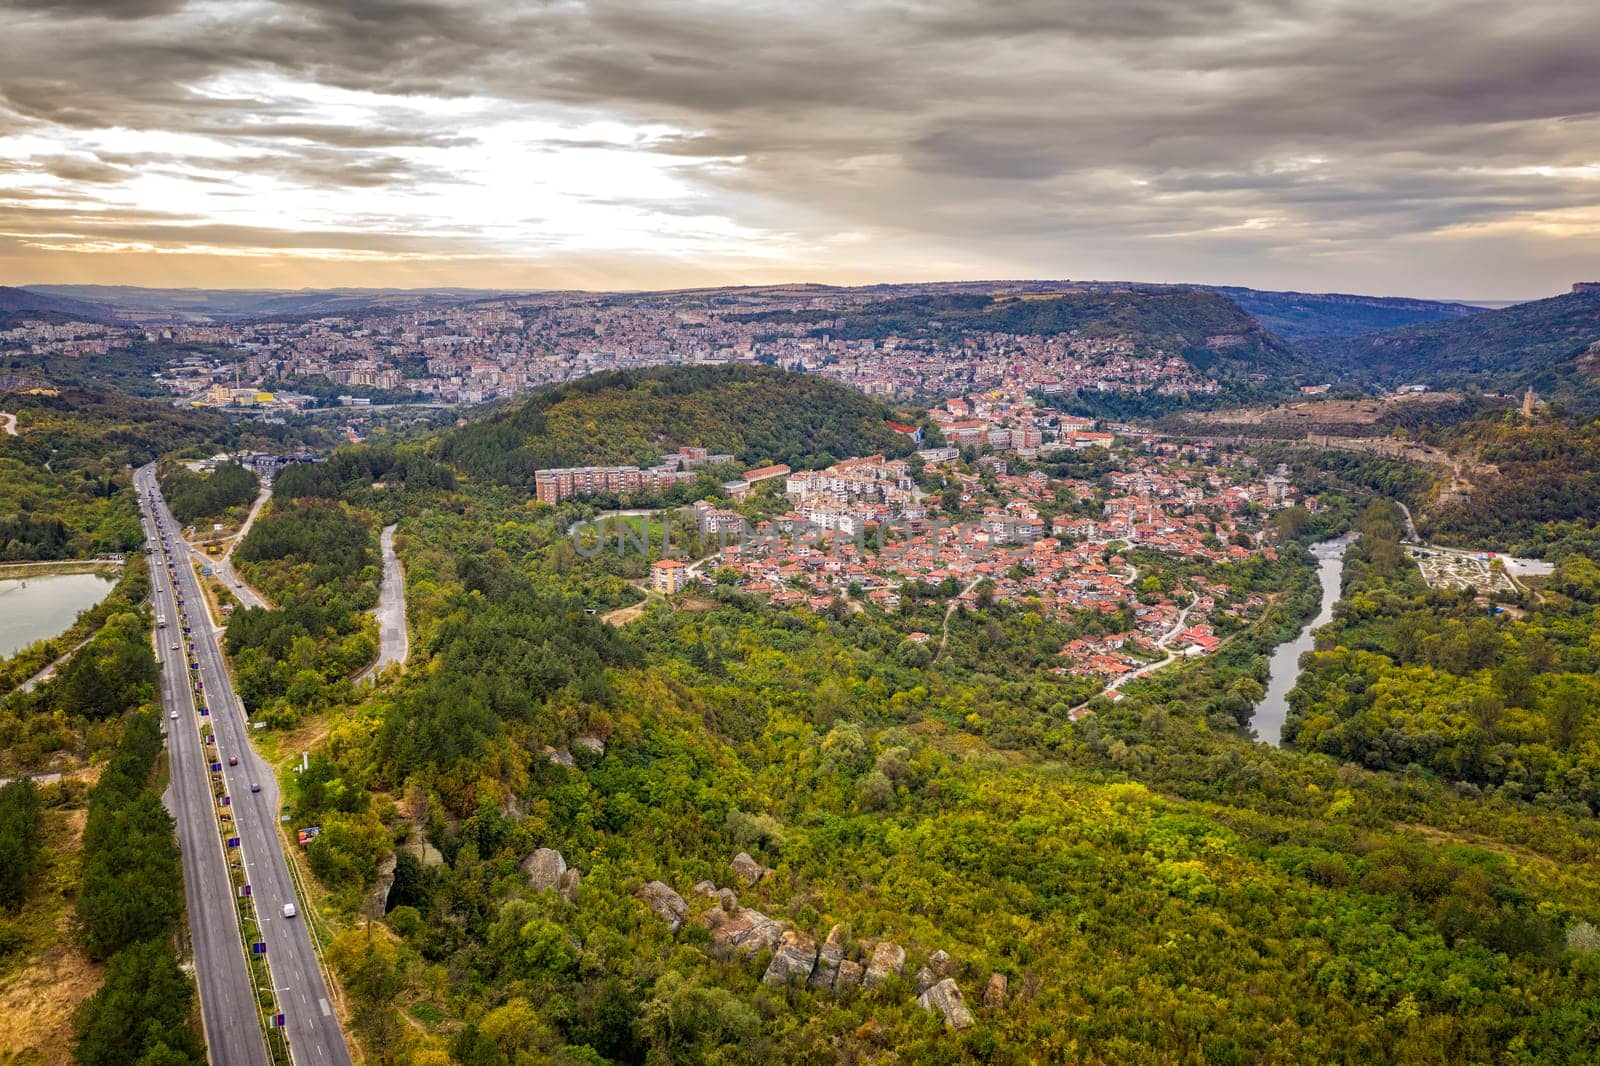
[692,880,719,898]
[541,746,575,767]
[918,978,974,1030]
[522,848,567,892]
[835,959,864,992]
[730,851,769,886]
[762,929,818,986]
[637,881,687,931]
[573,734,606,756]
[714,887,741,914]
[558,867,581,903]
[983,973,1007,1009]
[863,941,905,989]
[809,924,846,991]
[927,949,955,977]
[703,905,784,957]
[914,966,937,994]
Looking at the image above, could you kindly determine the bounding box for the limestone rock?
[863,941,905,989]
[983,973,1007,1009]
[927,949,955,977]
[558,867,581,903]
[730,851,769,886]
[541,746,575,767]
[835,959,864,992]
[809,924,846,991]
[402,829,444,867]
[692,880,719,898]
[365,852,397,918]
[637,881,687,931]
[918,978,974,1030]
[762,929,818,986]
[714,887,740,914]
[573,734,606,756]
[914,966,937,994]
[522,848,567,892]
[702,905,784,957]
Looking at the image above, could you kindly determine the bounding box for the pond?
[1252,536,1352,746]
[0,571,118,659]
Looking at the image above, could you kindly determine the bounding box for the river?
[1253,536,1353,746]
[0,572,117,658]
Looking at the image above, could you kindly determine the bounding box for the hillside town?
[2,285,1224,410]
[588,427,1312,685]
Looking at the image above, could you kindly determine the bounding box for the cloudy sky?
[1,0,1597,298]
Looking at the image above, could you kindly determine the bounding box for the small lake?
[1253,536,1353,746]
[0,572,117,659]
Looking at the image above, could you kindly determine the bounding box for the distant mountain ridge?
[0,285,122,326]
[1304,287,1600,411]
[22,285,525,323]
[1195,286,1484,340]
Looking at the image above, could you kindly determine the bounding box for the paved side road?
[139,465,353,1066]
[358,523,408,683]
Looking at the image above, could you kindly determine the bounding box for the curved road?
[138,465,352,1066]
[357,524,408,682]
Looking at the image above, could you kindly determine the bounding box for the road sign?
[210,762,221,772]
[239,883,253,898]
[221,795,230,806]
[252,940,266,954]
[270,1013,286,1028]
[227,836,240,848]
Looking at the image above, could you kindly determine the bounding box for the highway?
[137,465,352,1066]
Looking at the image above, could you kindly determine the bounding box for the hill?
[0,286,121,326]
[439,364,913,490]
[1198,286,1484,340]
[734,288,1303,379]
[1305,287,1600,411]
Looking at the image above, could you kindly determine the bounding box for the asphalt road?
[138,465,352,1066]
[358,524,407,682]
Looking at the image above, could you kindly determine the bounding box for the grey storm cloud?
[0,0,1598,296]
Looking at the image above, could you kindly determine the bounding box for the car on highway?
[282,902,296,918]
[171,643,179,651]
[250,782,261,793]
[169,710,178,719]
[229,755,239,766]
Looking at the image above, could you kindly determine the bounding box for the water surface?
[0,572,117,658]
[1253,537,1352,746]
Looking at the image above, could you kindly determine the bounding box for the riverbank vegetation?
[1285,498,1600,816]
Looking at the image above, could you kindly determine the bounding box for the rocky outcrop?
[761,929,818,986]
[809,924,846,991]
[926,949,955,977]
[983,973,1007,1009]
[692,880,719,898]
[541,746,575,767]
[401,828,444,867]
[522,848,567,892]
[637,881,687,931]
[835,959,864,992]
[917,978,973,1029]
[730,851,771,886]
[573,734,606,757]
[702,904,784,958]
[365,853,397,918]
[558,867,581,903]
[863,941,905,989]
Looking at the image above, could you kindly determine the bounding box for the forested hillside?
[1200,287,1482,340]
[439,365,913,491]
[158,461,259,527]
[210,443,1600,1066]
[1304,288,1600,412]
[0,391,234,559]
